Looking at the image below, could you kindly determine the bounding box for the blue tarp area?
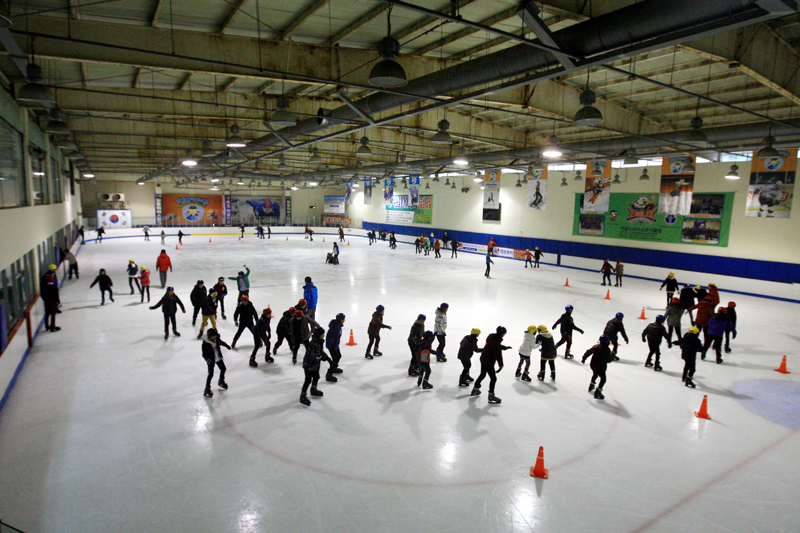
[363,222,800,284]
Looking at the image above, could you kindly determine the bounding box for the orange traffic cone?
[639,307,646,320]
[347,240,350,246]
[529,446,549,479]
[238,236,241,241]
[345,329,357,346]
[775,355,791,374]
[286,236,288,241]
[695,394,711,420]
[564,278,569,287]
[604,289,611,300]
[208,238,212,243]
[175,245,179,250]
[323,237,325,242]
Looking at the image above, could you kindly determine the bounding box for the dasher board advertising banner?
[580,161,612,214]
[162,194,223,225]
[746,150,795,218]
[97,209,132,228]
[483,168,501,221]
[659,156,695,216]
[526,168,547,210]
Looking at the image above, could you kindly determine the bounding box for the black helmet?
[496,326,507,336]
[314,326,325,337]
[336,312,346,321]
[207,328,218,337]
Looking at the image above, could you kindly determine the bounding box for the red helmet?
[671,297,680,303]
[728,301,736,308]
[294,310,303,317]
[288,307,296,314]
[240,295,249,301]
[719,307,728,313]
[263,307,271,315]
[298,299,307,306]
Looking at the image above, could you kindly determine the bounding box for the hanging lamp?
[357,136,372,156]
[270,97,296,127]
[574,170,583,182]
[369,8,407,88]
[453,148,469,166]
[573,89,603,127]
[18,63,56,105]
[43,108,70,134]
[756,136,780,158]
[226,125,246,148]
[543,135,562,159]
[431,119,454,145]
[310,147,322,163]
[724,165,740,180]
[639,168,650,180]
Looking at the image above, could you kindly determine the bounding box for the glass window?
[31,144,48,205]
[0,118,26,208]
[51,156,63,204]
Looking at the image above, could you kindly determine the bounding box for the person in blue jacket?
[325,313,345,381]
[228,266,250,303]
[303,276,319,320]
[703,307,735,364]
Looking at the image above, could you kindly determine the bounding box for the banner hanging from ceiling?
[383,178,394,207]
[162,194,224,225]
[659,156,696,216]
[746,150,795,218]
[580,160,612,213]
[483,168,501,221]
[526,167,547,210]
[364,185,373,205]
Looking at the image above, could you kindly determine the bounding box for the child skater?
[150,286,186,339]
[407,314,426,376]
[470,326,510,404]
[533,247,544,268]
[641,314,671,371]
[516,326,536,381]
[213,277,229,320]
[416,331,436,389]
[190,280,207,326]
[724,302,737,353]
[89,268,114,305]
[674,326,703,388]
[433,303,449,362]
[614,260,624,286]
[325,313,345,380]
[254,307,273,364]
[299,326,331,406]
[535,325,557,381]
[553,304,584,359]
[523,249,533,268]
[365,305,392,359]
[138,266,151,303]
[660,271,680,306]
[127,259,140,295]
[202,328,230,398]
[457,328,482,387]
[664,297,683,342]
[582,335,613,400]
[485,252,494,278]
[272,307,294,356]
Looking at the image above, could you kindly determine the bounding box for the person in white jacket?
[434,303,449,362]
[516,326,537,381]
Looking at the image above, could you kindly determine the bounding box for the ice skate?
[416,376,422,387]
[612,355,620,361]
[230,342,236,349]
[197,332,203,340]
[292,355,297,365]
[422,381,433,390]
[204,388,213,398]
[594,389,605,400]
[716,358,723,364]
[470,386,481,396]
[565,351,574,359]
[487,393,501,404]
[272,345,278,356]
[458,376,469,387]
[725,346,732,353]
[332,367,343,374]
[515,367,521,378]
[645,360,654,368]
[310,387,323,397]
[265,355,274,363]
[521,372,532,382]
[465,375,474,383]
[588,382,595,392]
[436,355,447,362]
[654,364,663,371]
[326,373,338,383]
[550,372,556,381]
[537,371,545,381]
[222,314,227,320]
[685,378,696,388]
[249,357,258,368]
[299,393,311,406]
[373,349,383,357]
[164,333,168,340]
[172,330,180,337]
[365,353,374,359]
[218,379,228,390]
[700,352,706,360]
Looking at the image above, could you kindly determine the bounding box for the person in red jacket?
[687,296,715,344]
[487,237,497,256]
[523,249,533,268]
[138,266,151,303]
[708,283,720,307]
[155,249,172,288]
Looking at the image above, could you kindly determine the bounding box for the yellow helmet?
[694,285,701,290]
[526,249,530,252]
[669,271,675,277]
[140,266,147,271]
[48,264,57,271]
[527,326,537,334]
[688,326,700,335]
[535,247,539,250]
[470,328,481,335]
[708,282,716,287]
[537,325,548,333]
[129,259,135,262]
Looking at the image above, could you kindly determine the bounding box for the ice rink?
[0,231,798,533]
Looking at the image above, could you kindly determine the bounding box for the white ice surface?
[0,231,798,533]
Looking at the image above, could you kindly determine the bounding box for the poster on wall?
[384,178,394,207]
[385,193,433,224]
[746,150,795,218]
[526,167,547,210]
[223,195,232,226]
[230,196,284,225]
[97,209,132,228]
[408,176,420,208]
[659,156,695,216]
[324,195,346,215]
[154,194,163,226]
[364,186,373,205]
[580,161,612,213]
[572,192,733,246]
[483,168,501,221]
[162,194,223,225]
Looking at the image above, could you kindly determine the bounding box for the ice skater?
[126,259,140,294]
[603,312,629,361]
[553,304,584,359]
[253,307,273,363]
[213,277,228,319]
[90,268,114,305]
[41,274,60,332]
[138,266,151,302]
[366,305,391,359]
[660,271,679,306]
[190,280,207,326]
[451,237,459,258]
[232,296,258,359]
[63,249,79,279]
[535,325,557,381]
[674,326,703,387]
[196,289,218,339]
[150,286,185,340]
[664,297,683,342]
[416,331,436,389]
[299,327,331,406]
[641,314,671,371]
[470,326,510,404]
[434,239,441,258]
[240,224,246,238]
[78,225,85,244]
[582,335,613,400]
[229,266,250,303]
[457,328,482,387]
[155,249,172,288]
[687,296,715,351]
[303,276,318,320]
[703,307,734,364]
[325,313,345,381]
[679,284,696,322]
[523,249,533,268]
[95,226,105,243]
[177,229,184,244]
[600,259,615,286]
[484,252,494,278]
[202,328,230,398]
[534,247,544,268]
[516,326,536,381]
[160,230,166,245]
[338,226,345,242]
[433,303,449,362]
[614,260,624,286]
[724,302,737,353]
[142,226,150,241]
[407,314,426,376]
[272,307,293,356]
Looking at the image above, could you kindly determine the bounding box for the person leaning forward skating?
[471,326,511,404]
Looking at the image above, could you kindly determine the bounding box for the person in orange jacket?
[155,249,173,288]
[708,283,720,307]
[523,249,533,268]
[433,239,442,258]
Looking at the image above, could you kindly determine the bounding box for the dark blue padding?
[363,222,800,284]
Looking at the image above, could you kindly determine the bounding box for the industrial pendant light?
[270,97,296,127]
[431,119,454,145]
[531,158,545,171]
[18,63,56,105]
[453,148,469,166]
[182,150,198,167]
[683,115,708,146]
[432,173,440,183]
[560,177,568,187]
[756,136,780,158]
[444,177,450,186]
[425,181,430,189]
[623,150,639,166]
[724,164,740,180]
[683,161,696,173]
[524,166,534,180]
[611,173,621,184]
[201,140,217,158]
[369,8,407,88]
[574,170,583,182]
[451,181,457,189]
[543,135,562,159]
[277,155,289,170]
[310,147,322,163]
[226,125,246,148]
[44,108,70,134]
[573,89,603,127]
[357,136,372,156]
[515,178,522,187]
[639,168,650,181]
[591,163,603,177]
[473,171,483,183]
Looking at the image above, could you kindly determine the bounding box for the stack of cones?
[529,446,549,479]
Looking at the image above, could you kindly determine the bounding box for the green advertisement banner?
[385,193,433,225]
[573,192,733,247]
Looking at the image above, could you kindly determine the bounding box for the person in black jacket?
[724,301,737,353]
[417,331,436,389]
[582,335,613,400]
[253,307,273,364]
[674,326,703,387]
[126,260,140,295]
[470,326,511,404]
[196,290,218,339]
[603,313,629,360]
[232,295,258,357]
[660,272,680,306]
[300,327,331,406]
[202,328,230,398]
[190,280,207,326]
[535,325,557,381]
[365,305,392,359]
[600,259,615,286]
[89,268,114,305]
[150,287,186,340]
[641,315,671,371]
[457,329,483,387]
[272,308,293,356]
[325,313,345,380]
[407,314,426,376]
[41,276,61,332]
[553,305,584,359]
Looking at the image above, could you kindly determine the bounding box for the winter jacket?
[708,286,720,307]
[534,250,544,260]
[679,286,696,310]
[664,303,683,327]
[583,343,613,371]
[434,308,447,335]
[642,322,670,345]
[151,293,185,315]
[600,262,615,274]
[518,331,537,357]
[255,314,272,340]
[139,270,151,286]
[553,312,583,336]
[694,287,708,302]
[707,312,735,337]
[290,315,319,342]
[408,321,425,346]
[302,337,330,371]
[457,334,482,361]
[234,301,258,326]
[727,307,737,328]
[326,319,343,351]
[615,263,624,275]
[276,312,291,335]
[303,282,318,309]
[64,251,77,265]
[660,276,679,292]
[687,301,715,328]
[674,332,703,360]
[41,281,60,310]
[90,274,113,291]
[485,255,493,265]
[201,294,217,316]
[190,285,207,307]
[155,253,172,272]
[419,335,435,363]
[536,332,557,360]
[127,263,139,278]
[480,333,508,367]
[367,311,390,336]
[603,317,628,342]
[213,282,228,300]
[202,333,230,363]
[229,267,250,292]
